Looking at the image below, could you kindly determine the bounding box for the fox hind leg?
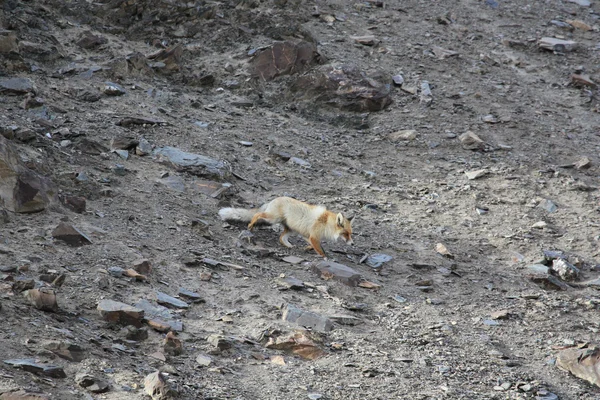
[248,212,271,231]
[279,226,294,248]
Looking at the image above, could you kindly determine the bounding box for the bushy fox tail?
[218,207,258,222]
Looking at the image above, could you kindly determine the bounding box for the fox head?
[336,213,354,245]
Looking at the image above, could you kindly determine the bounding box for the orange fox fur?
[218,197,354,257]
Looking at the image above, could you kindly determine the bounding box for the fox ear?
[336,213,344,227]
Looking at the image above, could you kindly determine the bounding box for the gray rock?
[527,264,550,275]
[52,223,92,246]
[136,137,153,155]
[288,157,311,168]
[102,82,126,96]
[97,299,144,327]
[538,199,558,213]
[551,259,580,281]
[3,359,66,378]
[156,291,189,309]
[178,288,203,302]
[153,146,228,179]
[277,276,305,290]
[364,253,393,269]
[282,304,333,332]
[0,78,36,95]
[43,341,85,362]
[312,260,362,287]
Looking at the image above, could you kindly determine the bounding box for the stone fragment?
[136,137,153,155]
[75,373,110,393]
[102,82,126,96]
[12,278,34,293]
[557,347,600,388]
[147,44,183,72]
[163,331,182,356]
[266,331,325,360]
[388,130,417,141]
[571,74,597,88]
[3,359,66,378]
[282,255,304,264]
[529,274,570,291]
[24,288,58,312]
[551,259,580,281]
[527,264,550,274]
[435,243,454,258]
[117,116,165,127]
[196,354,212,367]
[459,131,485,150]
[330,315,361,325]
[277,276,305,290]
[42,341,85,362]
[290,64,392,112]
[567,0,590,5]
[135,299,183,332]
[392,74,404,85]
[465,169,488,180]
[75,31,108,49]
[0,78,36,95]
[0,135,56,213]
[207,334,232,351]
[538,37,578,52]
[156,291,189,309]
[110,136,138,151]
[288,157,311,168]
[178,288,203,302]
[52,223,92,246]
[250,40,319,81]
[311,260,361,286]
[490,309,510,320]
[0,389,50,399]
[97,299,144,327]
[350,35,380,46]
[122,326,149,341]
[282,304,333,332]
[364,253,393,269]
[269,149,292,161]
[0,31,18,54]
[575,156,592,170]
[538,199,558,213]
[532,221,547,229]
[144,371,172,400]
[61,196,86,213]
[432,46,458,59]
[153,146,227,179]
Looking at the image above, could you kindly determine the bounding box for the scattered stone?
[359,280,382,289]
[153,146,228,179]
[76,31,108,49]
[266,331,325,360]
[465,169,488,180]
[61,196,86,213]
[207,334,232,351]
[148,351,166,362]
[108,266,125,277]
[102,82,126,96]
[350,35,380,46]
[538,37,578,52]
[117,116,165,127]
[551,259,580,281]
[0,31,18,54]
[269,149,292,161]
[24,288,58,312]
[330,315,361,325]
[557,346,600,388]
[419,80,433,105]
[163,332,183,356]
[97,299,144,327]
[250,40,319,81]
[571,74,597,89]
[0,135,56,213]
[311,260,361,287]
[52,223,92,246]
[529,274,570,291]
[528,264,550,275]
[543,250,565,262]
[110,136,139,151]
[0,389,50,399]
[459,131,485,150]
[196,354,213,367]
[282,304,333,332]
[277,276,305,290]
[388,130,417,141]
[288,157,311,168]
[282,256,304,264]
[42,341,85,362]
[136,299,183,332]
[567,0,590,6]
[435,243,454,258]
[364,253,393,269]
[178,288,203,302]
[136,137,153,155]
[0,78,36,95]
[575,156,592,170]
[432,46,458,59]
[490,309,510,320]
[156,291,189,309]
[290,64,392,112]
[3,359,66,378]
[21,96,44,110]
[538,199,558,213]
[122,326,149,341]
[392,74,404,85]
[75,373,110,393]
[144,371,172,400]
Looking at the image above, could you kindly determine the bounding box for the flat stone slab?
[3,359,66,378]
[153,146,227,178]
[52,223,92,246]
[156,291,189,309]
[97,299,144,327]
[0,78,36,94]
[311,260,361,287]
[282,304,333,332]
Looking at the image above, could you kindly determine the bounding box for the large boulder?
[0,135,56,213]
[250,40,320,81]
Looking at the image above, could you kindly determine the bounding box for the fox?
[218,196,354,257]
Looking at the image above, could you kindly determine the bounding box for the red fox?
[218,196,354,257]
